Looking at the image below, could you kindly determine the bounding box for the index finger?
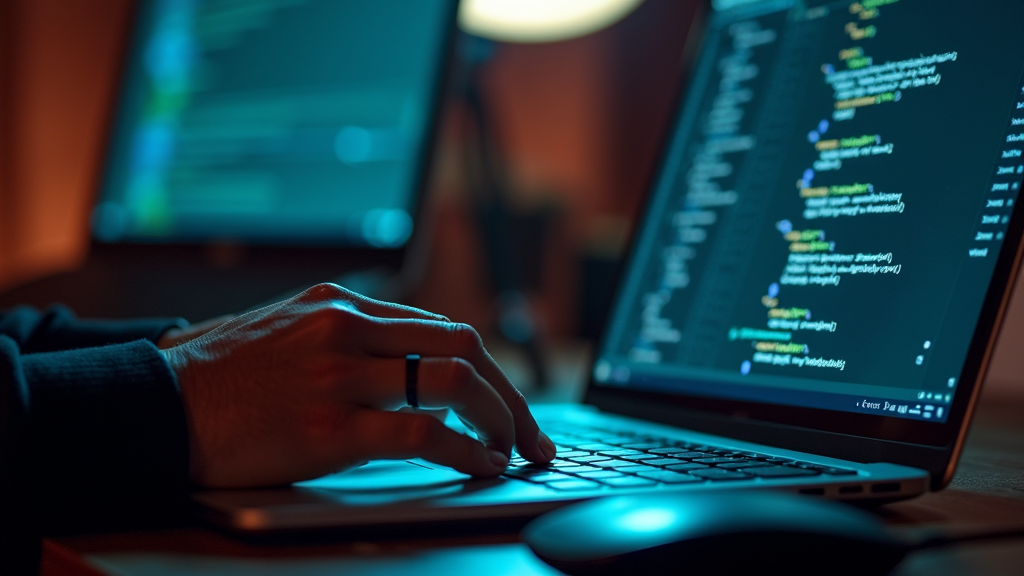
[354,318,556,463]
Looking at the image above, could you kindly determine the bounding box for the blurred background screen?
[93,0,453,248]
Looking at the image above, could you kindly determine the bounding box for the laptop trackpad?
[295,460,470,492]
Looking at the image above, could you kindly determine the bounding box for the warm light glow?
[459,0,645,43]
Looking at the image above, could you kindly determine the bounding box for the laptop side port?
[870,482,901,493]
[838,485,863,494]
[799,488,825,495]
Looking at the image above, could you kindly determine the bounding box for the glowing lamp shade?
[459,0,645,43]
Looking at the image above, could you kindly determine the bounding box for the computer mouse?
[522,491,909,576]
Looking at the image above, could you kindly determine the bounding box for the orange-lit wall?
[0,0,133,292]
[410,1,697,336]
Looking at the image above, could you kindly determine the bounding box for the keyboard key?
[504,470,575,483]
[597,459,649,469]
[717,461,771,470]
[819,467,858,475]
[647,447,689,455]
[665,463,709,472]
[692,457,742,464]
[672,443,700,450]
[577,443,618,451]
[550,460,584,468]
[689,468,750,481]
[547,479,601,491]
[596,437,637,446]
[565,466,602,474]
[617,453,657,461]
[620,443,663,450]
[763,457,794,464]
[598,449,644,457]
[578,470,626,479]
[569,455,612,463]
[617,465,654,473]
[557,451,591,458]
[793,463,858,475]
[637,470,703,484]
[504,466,541,477]
[640,458,686,467]
[668,452,717,460]
[601,476,658,488]
[741,466,820,478]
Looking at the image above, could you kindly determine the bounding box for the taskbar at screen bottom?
[595,370,953,423]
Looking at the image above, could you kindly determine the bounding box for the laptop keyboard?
[504,425,857,491]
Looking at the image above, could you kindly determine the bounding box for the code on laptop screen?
[598,0,1024,423]
[94,0,451,247]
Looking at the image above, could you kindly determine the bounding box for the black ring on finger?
[405,354,421,408]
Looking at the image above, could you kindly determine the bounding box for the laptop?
[0,0,458,321]
[195,0,1024,531]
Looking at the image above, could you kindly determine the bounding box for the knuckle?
[317,302,364,332]
[448,323,484,357]
[318,306,352,330]
[441,358,477,396]
[302,282,346,301]
[504,388,535,433]
[511,389,530,416]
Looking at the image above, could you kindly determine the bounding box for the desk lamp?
[454,0,644,389]
[459,0,645,43]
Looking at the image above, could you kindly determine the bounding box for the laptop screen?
[595,0,1024,425]
[93,0,454,248]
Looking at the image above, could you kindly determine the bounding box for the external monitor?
[94,0,456,250]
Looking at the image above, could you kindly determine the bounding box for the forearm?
[23,340,191,529]
[0,337,36,574]
[0,337,191,573]
[0,305,187,354]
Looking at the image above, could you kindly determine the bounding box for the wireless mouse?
[522,491,908,576]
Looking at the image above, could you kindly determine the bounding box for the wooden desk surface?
[42,391,1024,576]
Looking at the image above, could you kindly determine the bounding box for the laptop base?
[193,404,929,534]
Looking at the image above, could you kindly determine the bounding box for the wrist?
[158,345,204,484]
[157,319,191,349]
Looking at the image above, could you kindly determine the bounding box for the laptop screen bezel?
[584,0,1024,456]
[88,0,461,264]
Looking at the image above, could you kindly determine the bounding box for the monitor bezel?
[88,0,461,265]
[584,0,1024,488]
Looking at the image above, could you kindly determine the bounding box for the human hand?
[160,283,556,488]
[158,315,234,349]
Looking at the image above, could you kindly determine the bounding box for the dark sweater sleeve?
[0,309,191,574]
[0,305,187,353]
